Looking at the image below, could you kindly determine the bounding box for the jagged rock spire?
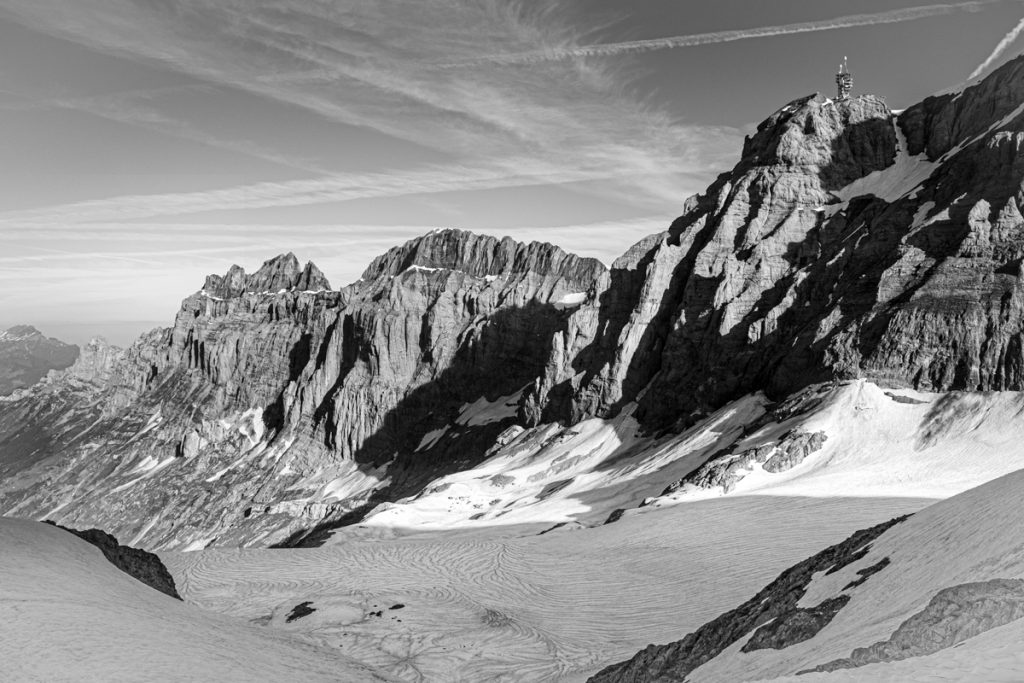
[201,253,332,298]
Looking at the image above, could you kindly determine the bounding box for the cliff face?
[0,326,79,395]
[4,56,1024,550]
[539,58,1024,434]
[0,238,606,548]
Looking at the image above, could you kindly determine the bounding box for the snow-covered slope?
[362,380,1024,531]
[593,468,1024,682]
[0,517,390,682]
[659,379,1024,501]
[164,495,923,682]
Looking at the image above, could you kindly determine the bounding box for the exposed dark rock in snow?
[803,578,1024,674]
[666,430,829,494]
[43,521,181,600]
[742,595,850,652]
[587,514,910,682]
[842,556,891,591]
[285,601,317,623]
[764,431,828,473]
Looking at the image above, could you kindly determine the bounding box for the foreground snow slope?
[776,617,1024,682]
[0,518,389,682]
[164,495,926,682]
[602,467,1024,682]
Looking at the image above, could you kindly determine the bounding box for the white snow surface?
[671,380,1024,501]
[366,380,1024,531]
[834,119,935,205]
[317,460,388,503]
[554,291,588,308]
[454,390,522,427]
[0,518,390,682]
[165,495,922,682]
[693,467,1024,681]
[402,265,440,274]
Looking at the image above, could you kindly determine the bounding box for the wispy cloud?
[0,84,332,174]
[0,0,741,215]
[968,14,1024,79]
[442,1,1005,67]
[0,156,688,226]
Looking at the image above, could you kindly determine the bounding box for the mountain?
[0,241,606,549]
[541,56,1024,434]
[4,54,1024,562]
[0,325,78,395]
[6,48,1024,683]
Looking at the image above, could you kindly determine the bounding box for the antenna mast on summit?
[836,56,853,101]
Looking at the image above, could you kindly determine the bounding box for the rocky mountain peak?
[901,54,1024,161]
[65,337,122,385]
[249,252,302,291]
[555,53,1024,434]
[0,326,79,395]
[1,325,42,341]
[202,253,332,298]
[295,260,330,291]
[739,92,896,190]
[360,228,607,289]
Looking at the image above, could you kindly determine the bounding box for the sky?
[1,0,1023,345]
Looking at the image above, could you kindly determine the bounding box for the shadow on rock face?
[274,300,581,547]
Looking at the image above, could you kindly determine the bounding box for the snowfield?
[365,380,1024,531]
[691,467,1024,681]
[9,380,1024,681]
[0,518,391,682]
[163,495,924,682]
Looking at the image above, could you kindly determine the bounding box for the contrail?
[968,15,1024,79]
[444,1,1003,67]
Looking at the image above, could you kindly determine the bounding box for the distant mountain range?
[0,325,78,396]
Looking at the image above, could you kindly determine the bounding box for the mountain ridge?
[0,325,79,396]
[4,55,1024,551]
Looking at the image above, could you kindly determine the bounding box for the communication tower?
[836,57,853,100]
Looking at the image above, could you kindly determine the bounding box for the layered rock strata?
[0,240,605,548]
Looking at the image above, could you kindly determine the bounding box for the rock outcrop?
[202,252,331,298]
[587,515,909,682]
[43,521,181,599]
[0,325,78,395]
[804,578,1024,673]
[538,57,1024,434]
